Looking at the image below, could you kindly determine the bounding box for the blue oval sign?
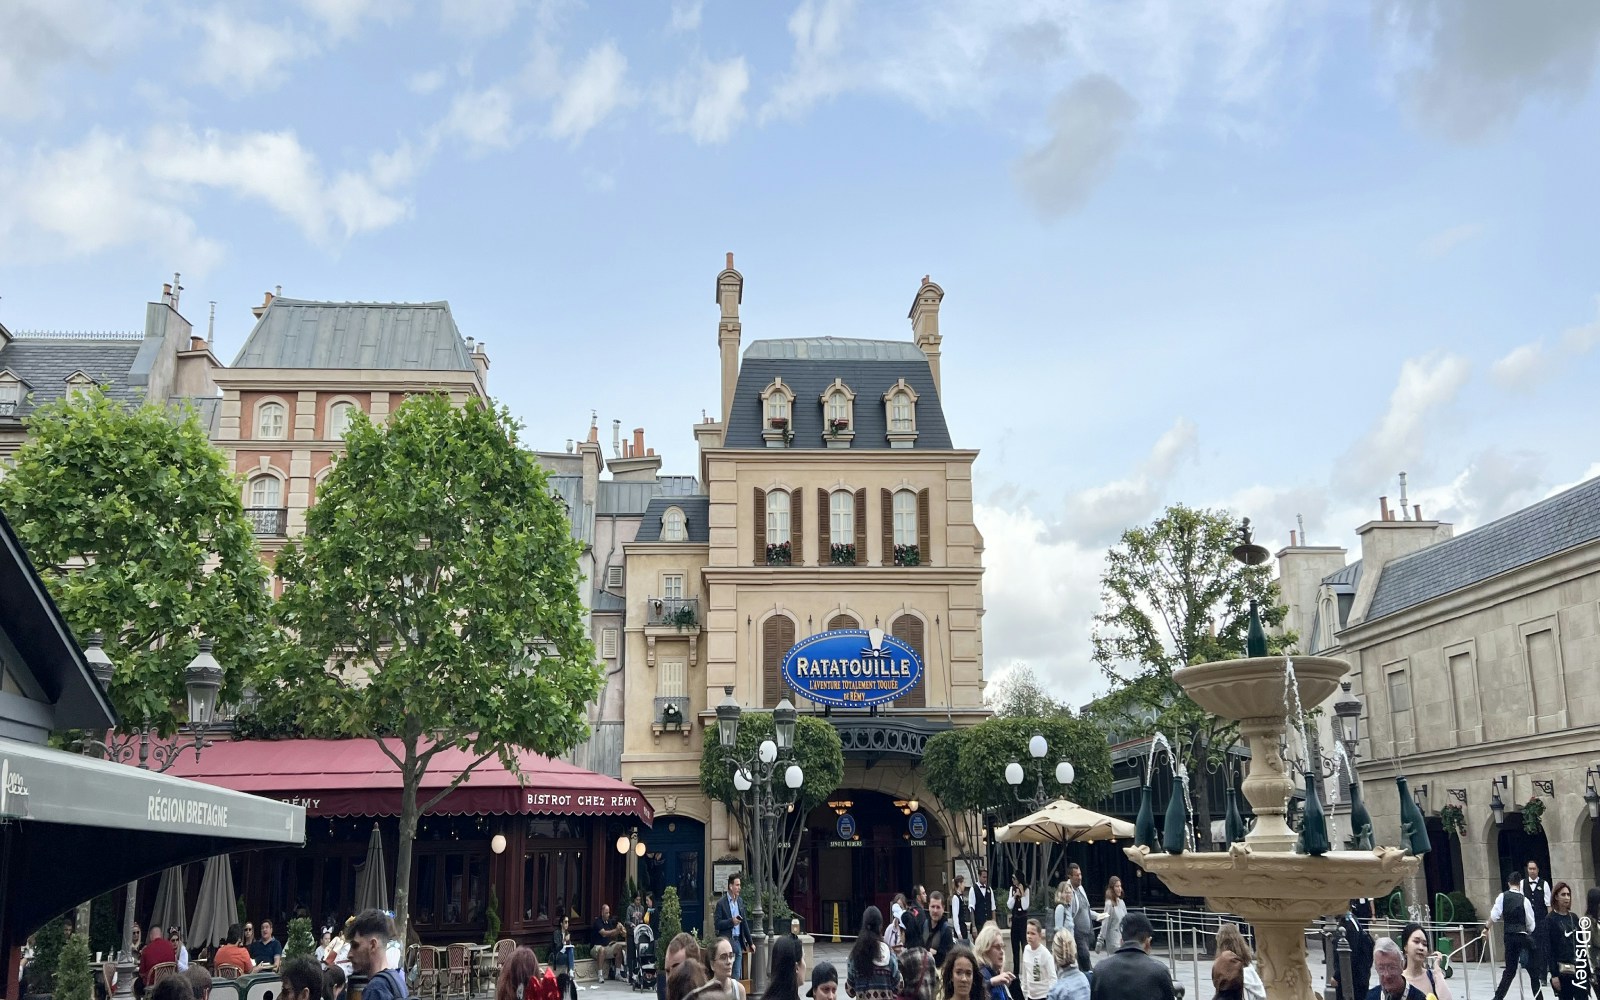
[782,628,923,708]
[837,813,857,840]
[909,812,928,839]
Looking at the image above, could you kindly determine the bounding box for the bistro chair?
[444,944,471,1000]
[216,965,245,981]
[150,963,180,984]
[493,939,516,979]
[415,946,441,1000]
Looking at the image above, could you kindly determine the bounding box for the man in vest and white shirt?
[1522,859,1553,926]
[1488,870,1539,1000]
[949,874,971,941]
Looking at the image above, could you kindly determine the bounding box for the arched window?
[248,475,281,508]
[766,393,790,422]
[893,490,917,546]
[891,613,926,709]
[826,613,858,630]
[890,392,913,430]
[766,490,790,545]
[828,391,849,421]
[830,491,854,544]
[662,506,687,542]
[257,400,287,439]
[327,401,356,439]
[762,615,797,708]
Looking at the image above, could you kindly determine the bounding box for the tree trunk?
[394,758,420,945]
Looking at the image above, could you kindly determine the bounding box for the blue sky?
[3,0,1599,705]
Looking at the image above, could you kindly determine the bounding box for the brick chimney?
[908,275,945,394]
[469,338,490,389]
[1274,533,1350,649]
[610,426,664,482]
[1345,494,1453,626]
[716,252,743,427]
[251,290,275,319]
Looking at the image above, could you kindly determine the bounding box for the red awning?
[166,738,652,825]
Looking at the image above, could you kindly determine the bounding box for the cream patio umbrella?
[994,798,1136,845]
[149,865,189,938]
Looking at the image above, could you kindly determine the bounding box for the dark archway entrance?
[1497,815,1551,886]
[642,816,706,937]
[1422,819,1466,914]
[796,790,944,937]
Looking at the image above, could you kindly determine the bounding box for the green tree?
[0,388,270,732]
[53,931,94,1000]
[659,887,682,945]
[986,664,1072,719]
[700,713,844,900]
[1089,504,1292,851]
[258,395,601,942]
[285,917,315,959]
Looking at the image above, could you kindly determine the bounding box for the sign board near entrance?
[781,628,923,708]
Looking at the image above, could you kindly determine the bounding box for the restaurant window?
[519,818,590,927]
[415,856,438,925]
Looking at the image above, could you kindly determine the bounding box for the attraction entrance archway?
[794,790,945,937]
[642,816,706,936]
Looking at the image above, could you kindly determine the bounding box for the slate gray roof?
[232,299,473,370]
[723,337,954,450]
[636,496,711,543]
[591,590,626,613]
[0,334,147,418]
[1322,561,1363,589]
[1366,475,1600,620]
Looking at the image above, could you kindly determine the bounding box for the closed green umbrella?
[189,856,238,951]
[150,865,188,939]
[354,825,390,913]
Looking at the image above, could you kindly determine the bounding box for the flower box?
[893,543,921,567]
[765,541,792,566]
[830,542,856,565]
[769,417,789,429]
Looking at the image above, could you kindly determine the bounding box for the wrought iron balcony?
[646,596,699,629]
[244,507,288,536]
[654,696,691,727]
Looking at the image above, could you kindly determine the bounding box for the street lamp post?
[81,634,225,1000]
[1003,734,1075,886]
[716,688,803,994]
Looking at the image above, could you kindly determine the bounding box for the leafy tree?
[986,664,1072,719]
[700,713,844,903]
[1089,504,1292,851]
[0,388,270,732]
[924,715,1113,882]
[258,395,601,942]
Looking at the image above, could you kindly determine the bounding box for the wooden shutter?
[817,488,829,565]
[791,487,804,566]
[881,488,893,566]
[753,488,766,565]
[917,488,931,566]
[763,615,796,707]
[854,489,867,565]
[827,613,857,630]
[892,614,927,709]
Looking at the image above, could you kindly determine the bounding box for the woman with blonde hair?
[1052,883,1071,940]
[972,925,1014,1000]
[1045,933,1087,1000]
[1214,924,1264,1000]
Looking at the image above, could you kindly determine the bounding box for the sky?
[3,0,1600,709]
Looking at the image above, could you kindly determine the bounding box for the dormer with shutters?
[819,378,856,448]
[760,378,795,447]
[817,485,867,566]
[753,485,803,566]
[881,486,931,566]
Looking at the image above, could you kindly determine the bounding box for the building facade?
[1279,480,1600,918]
[620,259,989,936]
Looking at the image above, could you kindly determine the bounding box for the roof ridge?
[268,298,450,309]
[1383,472,1600,572]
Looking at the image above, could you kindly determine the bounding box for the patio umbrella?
[354,824,390,913]
[149,865,188,938]
[994,798,1137,845]
[189,855,238,951]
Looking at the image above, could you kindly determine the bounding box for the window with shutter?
[763,615,796,707]
[917,488,931,565]
[791,488,804,564]
[660,659,687,699]
[601,629,618,659]
[753,488,767,565]
[891,614,926,709]
[880,488,893,566]
[827,613,857,630]
[854,489,867,560]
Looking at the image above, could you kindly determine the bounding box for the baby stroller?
[630,922,657,992]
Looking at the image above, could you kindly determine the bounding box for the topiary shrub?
[53,933,94,1000]
[660,888,682,946]
[28,915,68,994]
[483,886,501,946]
[285,917,316,960]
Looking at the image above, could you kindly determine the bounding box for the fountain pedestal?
[1125,656,1419,1000]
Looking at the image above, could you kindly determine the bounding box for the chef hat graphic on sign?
[868,627,886,651]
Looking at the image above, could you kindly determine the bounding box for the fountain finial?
[1233,518,1272,656]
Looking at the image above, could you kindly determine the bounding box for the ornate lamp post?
[82,633,225,1000]
[1004,733,1074,809]
[717,688,803,994]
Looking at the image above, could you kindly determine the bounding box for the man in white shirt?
[1487,871,1538,1000]
[949,875,970,941]
[1066,864,1093,973]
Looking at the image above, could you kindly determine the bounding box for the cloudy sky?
[3,0,1599,707]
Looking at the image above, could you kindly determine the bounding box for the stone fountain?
[1126,653,1419,1000]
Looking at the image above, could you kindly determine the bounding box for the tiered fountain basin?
[1124,656,1419,1000]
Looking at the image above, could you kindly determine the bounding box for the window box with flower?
[769,416,789,429]
[830,542,856,565]
[765,541,792,566]
[893,543,921,567]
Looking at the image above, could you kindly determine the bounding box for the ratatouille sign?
[781,628,923,708]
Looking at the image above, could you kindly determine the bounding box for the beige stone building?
[1277,479,1600,918]
[619,258,989,937]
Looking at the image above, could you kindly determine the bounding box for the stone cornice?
[214,368,485,393]
[704,448,980,463]
[1339,537,1600,648]
[700,566,985,583]
[1359,722,1600,777]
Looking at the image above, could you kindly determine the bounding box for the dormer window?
[0,371,23,415]
[760,378,795,447]
[662,505,687,542]
[65,371,97,399]
[883,378,920,447]
[819,378,856,448]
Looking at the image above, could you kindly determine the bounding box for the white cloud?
[1422,222,1483,258]
[410,67,448,94]
[440,0,519,40]
[668,0,703,33]
[439,87,517,151]
[0,0,143,121]
[1378,0,1600,141]
[1545,462,1600,499]
[1049,418,1198,548]
[191,7,310,93]
[1489,298,1600,391]
[0,125,414,270]
[660,57,750,145]
[1014,74,1140,218]
[1338,350,1470,494]
[761,0,855,121]
[298,0,404,39]
[549,42,630,141]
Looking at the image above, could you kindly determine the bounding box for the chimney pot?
[1379,496,1390,521]
[1414,504,1422,520]
[647,448,655,456]
[922,274,930,286]
[1290,530,1297,546]
[162,283,172,300]
[633,427,645,457]
[725,252,734,269]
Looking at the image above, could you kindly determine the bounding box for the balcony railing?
[646,596,699,629]
[244,507,288,536]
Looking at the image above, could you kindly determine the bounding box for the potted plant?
[286,917,316,959]
[893,543,920,566]
[1523,796,1546,835]
[52,934,93,1000]
[769,417,788,429]
[483,885,502,945]
[1439,804,1466,838]
[831,542,856,565]
[831,417,849,431]
[669,605,698,630]
[766,541,792,565]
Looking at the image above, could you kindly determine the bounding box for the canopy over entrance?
[0,736,306,947]
[166,738,654,824]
